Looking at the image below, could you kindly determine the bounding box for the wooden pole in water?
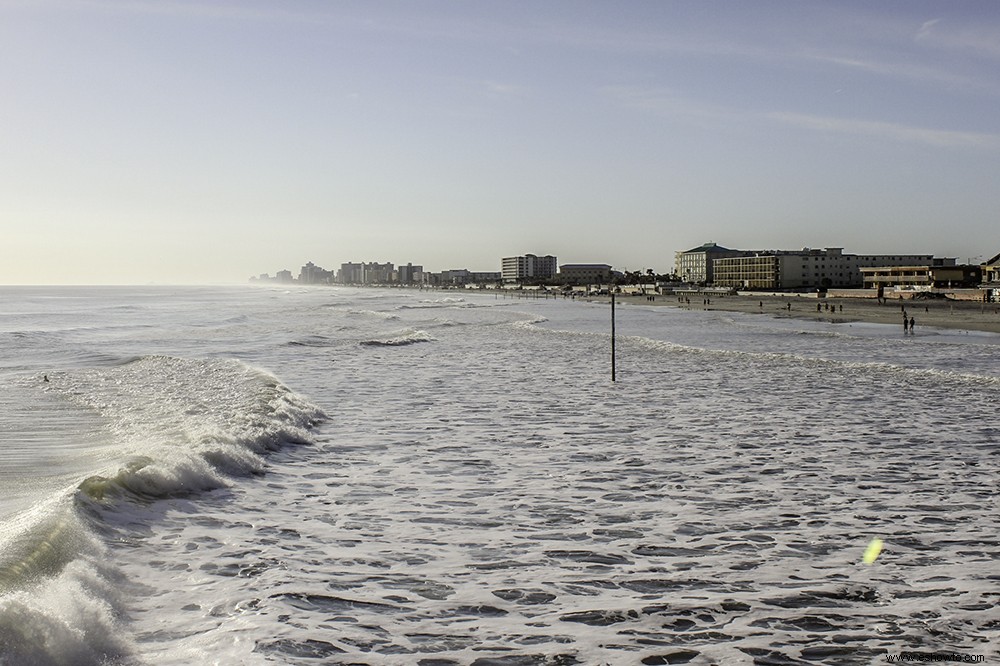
[611,288,617,382]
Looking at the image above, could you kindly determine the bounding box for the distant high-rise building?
[398,263,423,284]
[338,262,395,284]
[299,261,333,284]
[501,254,557,283]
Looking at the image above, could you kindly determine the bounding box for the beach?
[608,292,1000,335]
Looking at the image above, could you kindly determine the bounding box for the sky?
[2,0,999,284]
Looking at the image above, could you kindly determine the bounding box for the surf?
[0,354,325,665]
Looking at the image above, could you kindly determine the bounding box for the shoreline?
[592,292,1000,335]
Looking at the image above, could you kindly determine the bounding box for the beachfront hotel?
[860,263,981,291]
[674,243,741,285]
[678,244,948,291]
[501,254,558,284]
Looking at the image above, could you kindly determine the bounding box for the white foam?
[3,286,998,664]
[48,356,324,500]
[0,495,134,666]
[0,559,135,666]
[359,328,435,347]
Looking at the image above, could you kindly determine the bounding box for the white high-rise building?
[501,254,557,284]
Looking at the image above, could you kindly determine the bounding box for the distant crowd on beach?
[598,290,1000,335]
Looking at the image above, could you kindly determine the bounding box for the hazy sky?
[2,1,999,284]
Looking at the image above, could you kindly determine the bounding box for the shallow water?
[1,286,998,665]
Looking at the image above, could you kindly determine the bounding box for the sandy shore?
[604,292,1000,335]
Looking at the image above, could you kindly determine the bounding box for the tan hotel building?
[707,247,942,290]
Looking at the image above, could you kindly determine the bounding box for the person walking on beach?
[903,315,909,333]
[909,316,915,333]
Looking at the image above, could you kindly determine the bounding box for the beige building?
[674,243,740,285]
[982,252,1000,286]
[983,254,1000,302]
[860,263,979,290]
[712,254,781,289]
[712,247,943,290]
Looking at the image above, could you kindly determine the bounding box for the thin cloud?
[600,85,735,122]
[484,81,527,98]
[802,50,1000,97]
[603,87,1000,150]
[60,3,1000,94]
[916,18,942,40]
[912,17,1000,58]
[768,112,1000,150]
[76,0,303,22]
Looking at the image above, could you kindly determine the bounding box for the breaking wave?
[359,329,434,347]
[0,355,325,665]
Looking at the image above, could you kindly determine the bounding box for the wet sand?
[610,292,1000,335]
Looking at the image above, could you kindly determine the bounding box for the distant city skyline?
[254,241,993,288]
[2,1,999,284]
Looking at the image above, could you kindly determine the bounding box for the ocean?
[1,285,997,665]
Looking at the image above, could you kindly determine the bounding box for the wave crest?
[50,356,325,501]
[359,329,434,347]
